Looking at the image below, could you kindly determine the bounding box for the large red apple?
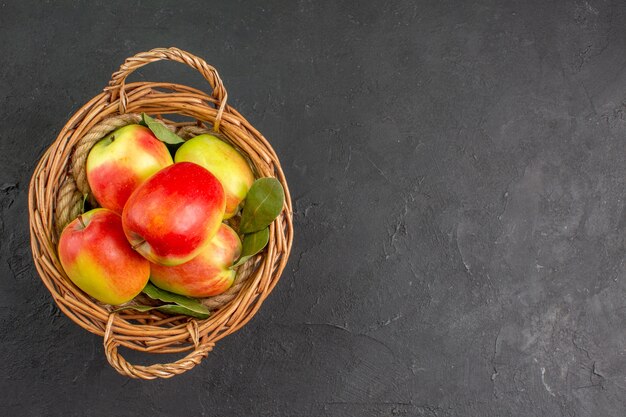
[58,208,150,305]
[122,162,226,266]
[150,223,242,297]
[86,124,173,214]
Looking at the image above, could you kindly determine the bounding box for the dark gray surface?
[1,0,626,416]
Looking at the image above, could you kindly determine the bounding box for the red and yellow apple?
[175,134,254,219]
[86,124,173,214]
[150,223,242,297]
[58,208,150,305]
[122,162,226,266]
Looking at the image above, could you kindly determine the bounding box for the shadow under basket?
[28,47,294,379]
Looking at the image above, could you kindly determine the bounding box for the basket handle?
[103,314,213,379]
[105,47,228,131]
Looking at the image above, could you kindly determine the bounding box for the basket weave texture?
[28,47,293,379]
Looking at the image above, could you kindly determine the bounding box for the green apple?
[175,134,254,218]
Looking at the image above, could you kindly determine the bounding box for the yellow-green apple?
[86,124,173,214]
[122,162,226,266]
[175,134,254,218]
[58,208,150,305]
[150,223,242,297]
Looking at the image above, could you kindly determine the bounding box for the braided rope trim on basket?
[54,176,83,236]
[55,113,256,312]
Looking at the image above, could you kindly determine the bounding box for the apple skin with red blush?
[58,208,150,305]
[149,223,242,297]
[86,124,173,214]
[122,162,226,266]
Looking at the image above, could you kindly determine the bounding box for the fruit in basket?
[175,134,254,219]
[122,162,226,266]
[58,208,150,305]
[150,223,242,297]
[86,124,173,214]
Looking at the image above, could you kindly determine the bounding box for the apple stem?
[77,215,86,228]
[131,240,146,251]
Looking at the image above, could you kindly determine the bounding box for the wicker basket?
[28,47,293,379]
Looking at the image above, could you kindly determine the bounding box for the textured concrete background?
[1,0,626,416]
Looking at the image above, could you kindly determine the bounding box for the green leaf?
[142,282,210,316]
[114,304,155,313]
[232,227,269,268]
[153,305,210,319]
[141,113,184,144]
[239,178,284,233]
[115,304,209,319]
